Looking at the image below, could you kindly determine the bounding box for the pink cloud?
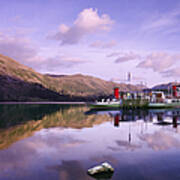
[139,130,180,151]
[161,67,180,77]
[48,8,114,45]
[137,52,180,72]
[141,9,180,33]
[0,33,38,63]
[90,40,117,48]
[42,56,88,71]
[113,52,141,63]
[0,33,87,72]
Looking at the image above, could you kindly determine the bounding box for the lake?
[0,104,180,180]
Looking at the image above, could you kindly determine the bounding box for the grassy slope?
[46,74,142,97]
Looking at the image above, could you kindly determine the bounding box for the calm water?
[0,104,180,180]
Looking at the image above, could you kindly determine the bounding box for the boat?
[148,98,180,108]
[88,99,121,109]
[88,85,180,110]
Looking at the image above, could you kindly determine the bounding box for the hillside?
[46,74,143,96]
[152,82,179,90]
[0,54,144,101]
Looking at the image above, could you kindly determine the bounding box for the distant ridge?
[0,54,145,101]
[152,82,180,90]
[45,74,67,78]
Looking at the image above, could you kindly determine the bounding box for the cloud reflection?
[108,140,141,152]
[139,131,180,151]
[48,160,91,180]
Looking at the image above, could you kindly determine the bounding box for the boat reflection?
[86,109,180,129]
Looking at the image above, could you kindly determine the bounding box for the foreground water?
[0,104,180,180]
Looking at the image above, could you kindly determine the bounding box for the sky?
[0,0,180,87]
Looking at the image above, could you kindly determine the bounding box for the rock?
[87,162,114,179]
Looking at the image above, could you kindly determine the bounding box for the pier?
[122,99,149,109]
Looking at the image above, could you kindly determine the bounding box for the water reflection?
[87,108,180,129]
[88,109,180,152]
[0,104,112,149]
[1,105,180,179]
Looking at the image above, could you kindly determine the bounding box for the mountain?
[0,54,145,101]
[152,82,179,90]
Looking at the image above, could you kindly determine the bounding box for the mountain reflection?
[0,104,111,149]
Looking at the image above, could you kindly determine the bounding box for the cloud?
[113,52,140,63]
[42,56,88,71]
[161,67,180,77]
[108,51,180,78]
[141,9,180,33]
[107,52,122,58]
[0,33,38,64]
[109,50,180,78]
[90,40,117,48]
[0,33,87,73]
[137,52,180,72]
[48,8,114,45]
[21,55,88,73]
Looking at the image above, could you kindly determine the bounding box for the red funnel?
[114,88,119,99]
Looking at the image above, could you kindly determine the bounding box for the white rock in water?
[87,162,114,175]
